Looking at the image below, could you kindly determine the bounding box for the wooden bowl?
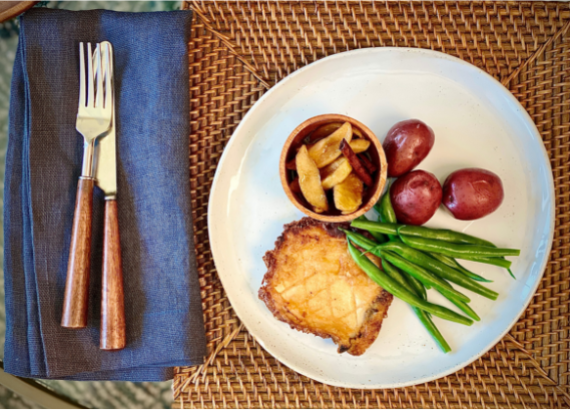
[280,114,387,223]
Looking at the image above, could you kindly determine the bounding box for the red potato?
[442,168,504,220]
[390,170,442,225]
[383,119,435,177]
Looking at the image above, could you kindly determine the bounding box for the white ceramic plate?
[208,48,554,389]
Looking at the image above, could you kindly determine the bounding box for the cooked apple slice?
[289,139,369,171]
[296,145,328,213]
[350,139,370,154]
[308,122,352,168]
[320,156,346,178]
[307,122,343,143]
[333,173,363,214]
[321,158,352,190]
[308,122,363,143]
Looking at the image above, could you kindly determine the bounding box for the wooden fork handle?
[100,199,126,350]
[62,177,94,328]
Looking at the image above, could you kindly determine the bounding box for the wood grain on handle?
[100,199,126,350]
[61,177,94,328]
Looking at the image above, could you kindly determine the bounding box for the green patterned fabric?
[0,386,36,409]
[0,2,182,408]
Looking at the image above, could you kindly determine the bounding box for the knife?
[95,41,126,350]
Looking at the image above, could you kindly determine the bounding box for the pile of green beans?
[381,258,451,352]
[346,190,520,354]
[347,242,473,326]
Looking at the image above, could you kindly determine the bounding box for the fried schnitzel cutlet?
[259,218,393,355]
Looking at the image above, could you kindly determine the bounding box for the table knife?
[95,41,126,350]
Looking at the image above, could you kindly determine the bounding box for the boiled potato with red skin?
[383,119,435,177]
[390,170,442,225]
[442,168,504,220]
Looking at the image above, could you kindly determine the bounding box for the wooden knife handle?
[61,177,94,328]
[100,199,126,350]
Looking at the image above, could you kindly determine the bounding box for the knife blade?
[95,42,116,198]
[94,41,126,351]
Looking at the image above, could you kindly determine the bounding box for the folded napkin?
[4,8,207,381]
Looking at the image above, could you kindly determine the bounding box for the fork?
[62,42,113,329]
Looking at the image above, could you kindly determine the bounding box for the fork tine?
[103,42,112,111]
[87,42,94,108]
[78,42,86,108]
[95,44,103,109]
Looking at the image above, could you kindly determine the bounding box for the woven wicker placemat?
[173,2,570,408]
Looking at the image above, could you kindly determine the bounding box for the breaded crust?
[259,217,393,355]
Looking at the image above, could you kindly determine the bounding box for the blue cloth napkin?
[4,8,207,381]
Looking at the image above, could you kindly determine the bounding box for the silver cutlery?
[62,42,113,329]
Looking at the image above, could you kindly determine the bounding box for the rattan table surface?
[173,2,570,408]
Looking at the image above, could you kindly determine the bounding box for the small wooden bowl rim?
[280,114,388,223]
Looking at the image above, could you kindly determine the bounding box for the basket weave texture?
[174,2,570,408]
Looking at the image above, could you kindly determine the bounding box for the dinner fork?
[62,42,113,329]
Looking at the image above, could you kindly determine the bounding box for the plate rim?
[207,47,556,389]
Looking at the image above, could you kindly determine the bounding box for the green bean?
[382,260,450,352]
[380,258,426,300]
[379,242,498,300]
[342,230,430,295]
[376,191,398,240]
[428,252,492,283]
[358,222,516,272]
[344,231,425,295]
[379,250,471,303]
[369,230,387,243]
[399,235,520,258]
[341,231,423,295]
[387,252,480,322]
[353,216,386,243]
[341,229,378,251]
[397,225,516,278]
[352,221,506,253]
[380,258,409,287]
[413,307,452,352]
[351,233,428,301]
[351,220,400,236]
[446,296,481,322]
[454,255,512,269]
[404,269,427,300]
[387,249,432,292]
[347,241,473,326]
[466,257,515,279]
[390,246,433,292]
[398,225,494,247]
[356,216,386,242]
